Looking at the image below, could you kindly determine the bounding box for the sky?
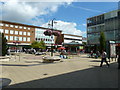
[0,0,119,37]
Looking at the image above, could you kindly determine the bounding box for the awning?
[63,42,82,45]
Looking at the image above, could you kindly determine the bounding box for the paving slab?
[0,53,119,88]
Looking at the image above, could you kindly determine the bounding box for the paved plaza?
[0,53,119,88]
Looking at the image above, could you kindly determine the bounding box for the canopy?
[57,47,66,50]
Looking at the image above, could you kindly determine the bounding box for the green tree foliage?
[2,33,7,56]
[31,41,46,49]
[99,32,106,53]
[39,40,46,49]
[31,41,40,48]
[82,42,87,46]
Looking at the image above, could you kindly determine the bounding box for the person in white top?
[100,50,109,67]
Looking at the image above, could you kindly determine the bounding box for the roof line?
[0,20,62,32]
[63,34,82,37]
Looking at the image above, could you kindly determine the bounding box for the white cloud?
[41,20,86,36]
[0,0,75,25]
[82,23,86,26]
[1,0,119,2]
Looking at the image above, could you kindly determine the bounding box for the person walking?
[100,50,109,67]
[118,54,120,69]
[90,50,93,58]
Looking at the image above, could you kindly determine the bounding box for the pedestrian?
[118,54,120,69]
[60,50,63,58]
[95,51,100,58]
[100,50,109,67]
[60,49,66,59]
[90,50,93,57]
[7,48,10,55]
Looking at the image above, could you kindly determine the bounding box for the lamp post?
[49,18,57,56]
[44,18,61,57]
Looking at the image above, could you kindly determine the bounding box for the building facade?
[35,27,62,46]
[0,20,35,46]
[0,20,62,49]
[62,34,82,52]
[87,9,120,45]
[82,37,87,44]
[63,34,82,44]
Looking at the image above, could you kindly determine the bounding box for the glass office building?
[87,9,120,45]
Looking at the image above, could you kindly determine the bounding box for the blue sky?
[50,2,117,30]
[0,1,119,37]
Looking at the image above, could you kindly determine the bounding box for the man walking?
[100,50,109,67]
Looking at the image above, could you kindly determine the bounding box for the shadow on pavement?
[0,61,63,67]
[5,63,119,88]
[90,60,101,62]
[0,78,11,89]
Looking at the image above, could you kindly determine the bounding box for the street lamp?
[44,18,60,56]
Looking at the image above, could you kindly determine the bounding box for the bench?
[42,56,61,63]
[0,56,11,61]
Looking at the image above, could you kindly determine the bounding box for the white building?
[63,34,82,44]
[35,28,54,46]
[62,34,82,52]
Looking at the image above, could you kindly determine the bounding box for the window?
[19,37,22,41]
[23,37,26,41]
[14,36,18,41]
[27,37,30,41]
[19,31,22,35]
[27,32,30,36]
[5,29,9,34]
[0,29,3,33]
[15,31,18,35]
[23,32,26,35]
[19,26,22,29]
[24,27,26,29]
[10,25,14,27]
[15,26,18,28]
[10,30,14,34]
[5,35,8,40]
[28,27,30,30]
[10,36,13,41]
[0,23,4,26]
[5,24,9,27]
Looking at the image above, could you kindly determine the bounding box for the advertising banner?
[110,44,116,57]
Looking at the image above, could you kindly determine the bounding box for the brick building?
[0,20,62,50]
[0,20,35,47]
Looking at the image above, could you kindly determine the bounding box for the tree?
[99,32,106,53]
[31,41,46,49]
[82,42,87,46]
[31,41,40,48]
[39,40,46,49]
[2,33,7,56]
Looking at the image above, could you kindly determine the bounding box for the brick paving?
[0,53,119,88]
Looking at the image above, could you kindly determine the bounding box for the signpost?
[13,37,20,61]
